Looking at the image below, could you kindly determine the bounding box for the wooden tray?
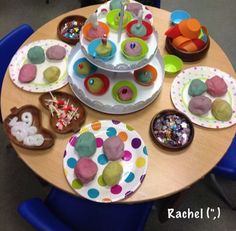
[39,91,86,134]
[3,105,55,150]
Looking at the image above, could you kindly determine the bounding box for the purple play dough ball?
[188,95,212,115]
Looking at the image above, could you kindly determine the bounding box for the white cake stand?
[68,43,164,114]
[80,0,158,72]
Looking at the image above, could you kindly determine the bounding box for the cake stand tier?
[68,43,164,115]
[79,1,158,72]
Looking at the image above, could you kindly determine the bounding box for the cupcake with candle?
[95,35,112,57]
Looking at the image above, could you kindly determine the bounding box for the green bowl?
[163,54,183,74]
[112,80,137,104]
[106,9,133,31]
[121,37,149,61]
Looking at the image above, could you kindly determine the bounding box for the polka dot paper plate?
[63,120,148,203]
[171,66,236,128]
[9,39,71,93]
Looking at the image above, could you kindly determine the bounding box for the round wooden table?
[1,5,235,203]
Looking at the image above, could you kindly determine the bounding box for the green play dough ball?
[75,132,96,157]
[211,99,232,121]
[43,66,60,83]
[131,24,147,37]
[87,77,104,94]
[102,161,123,186]
[188,79,207,96]
[27,46,45,64]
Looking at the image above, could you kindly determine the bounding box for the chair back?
[46,187,153,231]
[213,134,236,180]
[0,24,34,91]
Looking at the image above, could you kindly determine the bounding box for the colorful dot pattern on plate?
[171,66,236,128]
[63,120,148,203]
[9,39,71,93]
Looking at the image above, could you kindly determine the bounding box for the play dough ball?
[75,132,96,157]
[43,66,60,83]
[118,86,133,101]
[124,41,141,56]
[206,75,228,97]
[131,24,147,37]
[87,77,105,94]
[87,26,106,40]
[77,61,91,75]
[74,157,98,183]
[110,0,122,10]
[126,2,142,16]
[188,95,212,115]
[211,99,232,121]
[46,45,66,60]
[102,161,123,186]
[27,46,45,64]
[95,42,112,57]
[188,79,207,96]
[103,136,124,161]
[18,64,37,83]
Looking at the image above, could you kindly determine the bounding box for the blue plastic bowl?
[170,10,191,25]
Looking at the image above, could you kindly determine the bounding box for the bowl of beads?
[126,19,153,40]
[39,91,86,134]
[121,37,148,61]
[165,18,210,62]
[112,80,137,104]
[57,15,87,45]
[150,109,194,150]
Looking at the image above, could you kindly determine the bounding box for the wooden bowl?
[150,109,194,151]
[3,105,55,150]
[57,15,87,45]
[165,36,210,62]
[39,91,86,134]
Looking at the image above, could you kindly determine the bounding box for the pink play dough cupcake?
[124,41,141,56]
[205,75,228,97]
[87,26,106,40]
[74,157,98,183]
[103,136,124,161]
[118,86,133,101]
[18,64,37,83]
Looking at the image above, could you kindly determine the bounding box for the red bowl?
[126,20,153,40]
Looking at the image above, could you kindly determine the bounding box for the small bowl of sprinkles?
[150,109,194,150]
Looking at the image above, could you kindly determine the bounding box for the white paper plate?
[171,66,236,128]
[9,39,71,93]
[63,120,148,203]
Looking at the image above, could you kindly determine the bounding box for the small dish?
[163,54,183,74]
[106,9,133,31]
[84,73,110,96]
[165,36,210,62]
[121,37,148,61]
[39,91,86,134]
[57,15,87,45]
[112,80,137,104]
[150,109,194,151]
[133,64,157,86]
[3,105,55,149]
[170,10,191,25]
[82,22,110,41]
[73,57,97,79]
[126,19,153,40]
[88,38,117,61]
